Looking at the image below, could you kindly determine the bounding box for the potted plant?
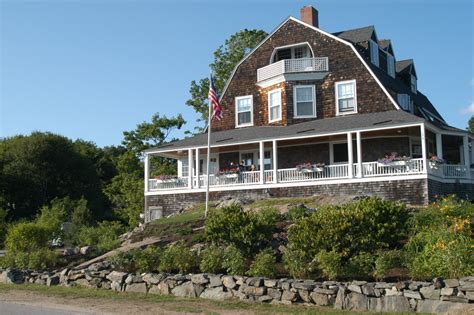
[378,152,411,166]
[296,162,326,172]
[429,155,445,169]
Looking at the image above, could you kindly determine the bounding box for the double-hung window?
[293,85,316,118]
[235,95,253,127]
[387,54,395,78]
[268,89,282,123]
[397,94,411,112]
[369,40,379,66]
[335,80,357,115]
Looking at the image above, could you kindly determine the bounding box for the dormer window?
[397,94,412,112]
[387,54,395,78]
[271,43,313,63]
[369,40,379,66]
[410,75,417,94]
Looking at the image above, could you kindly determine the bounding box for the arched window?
[270,42,314,64]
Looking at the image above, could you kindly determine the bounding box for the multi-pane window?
[181,159,189,177]
[268,89,282,122]
[241,153,254,167]
[335,80,357,114]
[294,85,316,117]
[370,40,379,66]
[387,54,395,78]
[410,75,417,94]
[397,94,411,112]
[235,95,253,127]
[294,46,309,59]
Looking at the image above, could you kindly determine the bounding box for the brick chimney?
[300,5,319,28]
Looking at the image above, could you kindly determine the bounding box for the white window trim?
[329,140,350,165]
[235,95,253,128]
[293,85,316,118]
[269,42,314,64]
[268,88,282,123]
[335,80,358,116]
[369,40,379,67]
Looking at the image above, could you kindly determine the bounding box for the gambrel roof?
[332,25,376,43]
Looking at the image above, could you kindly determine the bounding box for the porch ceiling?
[146,110,425,154]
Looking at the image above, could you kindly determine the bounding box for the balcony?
[257,57,329,83]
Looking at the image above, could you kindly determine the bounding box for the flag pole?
[204,76,213,218]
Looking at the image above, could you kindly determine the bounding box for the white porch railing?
[257,57,329,82]
[362,158,424,177]
[149,177,189,190]
[278,164,349,182]
[427,161,469,179]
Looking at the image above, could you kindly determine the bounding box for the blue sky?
[1,0,473,147]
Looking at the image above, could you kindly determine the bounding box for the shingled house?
[143,6,473,221]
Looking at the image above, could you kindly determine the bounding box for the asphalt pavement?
[0,302,94,315]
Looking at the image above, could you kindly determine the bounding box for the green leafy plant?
[199,244,225,274]
[109,250,136,272]
[283,244,316,279]
[374,250,405,280]
[159,241,198,273]
[315,250,342,280]
[222,245,246,275]
[247,248,277,278]
[287,204,311,221]
[344,252,375,279]
[134,246,162,273]
[78,221,125,253]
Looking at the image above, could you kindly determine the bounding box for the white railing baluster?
[257,57,329,82]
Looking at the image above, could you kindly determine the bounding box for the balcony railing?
[257,57,329,82]
[147,158,471,192]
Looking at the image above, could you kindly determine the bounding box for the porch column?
[356,131,363,178]
[272,140,278,183]
[463,135,471,178]
[144,153,150,193]
[195,148,200,188]
[259,141,265,184]
[436,133,443,159]
[188,149,193,189]
[420,124,427,172]
[347,132,354,178]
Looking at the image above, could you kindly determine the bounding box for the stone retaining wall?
[1,265,473,313]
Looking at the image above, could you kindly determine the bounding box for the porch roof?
[146,111,428,153]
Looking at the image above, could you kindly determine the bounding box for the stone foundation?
[427,178,474,202]
[2,267,473,313]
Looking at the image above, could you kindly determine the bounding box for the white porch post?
[195,148,200,188]
[420,124,427,172]
[436,133,443,159]
[144,153,150,193]
[356,131,363,178]
[259,141,265,184]
[188,149,193,189]
[273,140,278,183]
[347,132,353,178]
[463,135,471,178]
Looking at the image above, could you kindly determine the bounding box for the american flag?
[208,74,223,121]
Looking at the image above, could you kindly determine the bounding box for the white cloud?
[461,101,474,114]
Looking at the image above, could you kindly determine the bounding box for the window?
[268,89,282,122]
[335,80,357,115]
[332,143,349,164]
[293,85,316,118]
[181,159,189,177]
[387,54,395,78]
[294,46,309,59]
[272,43,312,62]
[241,153,254,167]
[235,95,253,127]
[410,75,417,94]
[370,40,379,66]
[397,94,411,112]
[257,151,272,170]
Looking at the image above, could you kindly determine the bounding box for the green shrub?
[199,244,225,273]
[287,204,311,221]
[109,250,136,272]
[222,245,246,275]
[134,246,161,273]
[315,250,342,280]
[159,241,198,273]
[78,221,124,253]
[205,205,278,256]
[247,248,277,278]
[374,250,405,280]
[345,252,375,279]
[0,208,8,248]
[283,244,315,279]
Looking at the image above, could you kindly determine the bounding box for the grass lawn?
[0,283,418,315]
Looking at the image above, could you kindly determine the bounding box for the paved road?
[0,302,95,315]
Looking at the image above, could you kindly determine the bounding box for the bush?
[78,221,124,253]
[345,252,375,279]
[315,250,342,280]
[159,241,198,273]
[283,244,316,279]
[134,246,161,273]
[109,250,136,272]
[247,248,277,278]
[0,208,8,247]
[200,244,225,274]
[287,204,311,221]
[205,205,278,256]
[222,245,246,275]
[374,250,405,280]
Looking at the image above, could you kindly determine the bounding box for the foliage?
[0,207,8,247]
[344,252,375,279]
[0,132,104,220]
[283,244,316,279]
[287,204,311,221]
[159,241,198,273]
[109,250,137,272]
[468,115,474,134]
[3,221,58,269]
[314,250,342,281]
[222,245,246,275]
[109,247,162,273]
[186,29,267,128]
[247,248,277,278]
[77,221,125,253]
[374,250,405,281]
[205,205,278,256]
[199,244,225,274]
